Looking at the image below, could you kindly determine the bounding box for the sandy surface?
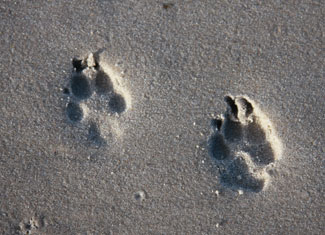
[0,0,324,234]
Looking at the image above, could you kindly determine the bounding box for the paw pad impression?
[63,52,131,145]
[209,95,282,192]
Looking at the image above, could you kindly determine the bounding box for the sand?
[0,0,324,234]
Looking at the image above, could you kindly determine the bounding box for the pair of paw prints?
[209,96,282,192]
[63,52,130,145]
[61,53,283,192]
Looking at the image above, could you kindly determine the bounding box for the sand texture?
[0,0,324,234]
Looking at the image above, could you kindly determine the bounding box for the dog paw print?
[208,95,282,192]
[63,52,131,145]
[19,215,46,234]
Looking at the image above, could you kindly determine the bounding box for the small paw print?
[209,95,282,192]
[19,215,46,234]
[63,52,131,146]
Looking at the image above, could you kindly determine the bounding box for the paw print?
[63,52,131,145]
[209,96,282,192]
[19,215,46,234]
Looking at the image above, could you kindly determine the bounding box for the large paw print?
[63,52,131,145]
[208,96,282,192]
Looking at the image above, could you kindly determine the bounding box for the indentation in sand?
[63,51,131,146]
[19,214,47,234]
[208,95,282,192]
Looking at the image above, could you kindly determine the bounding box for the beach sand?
[0,0,324,234]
